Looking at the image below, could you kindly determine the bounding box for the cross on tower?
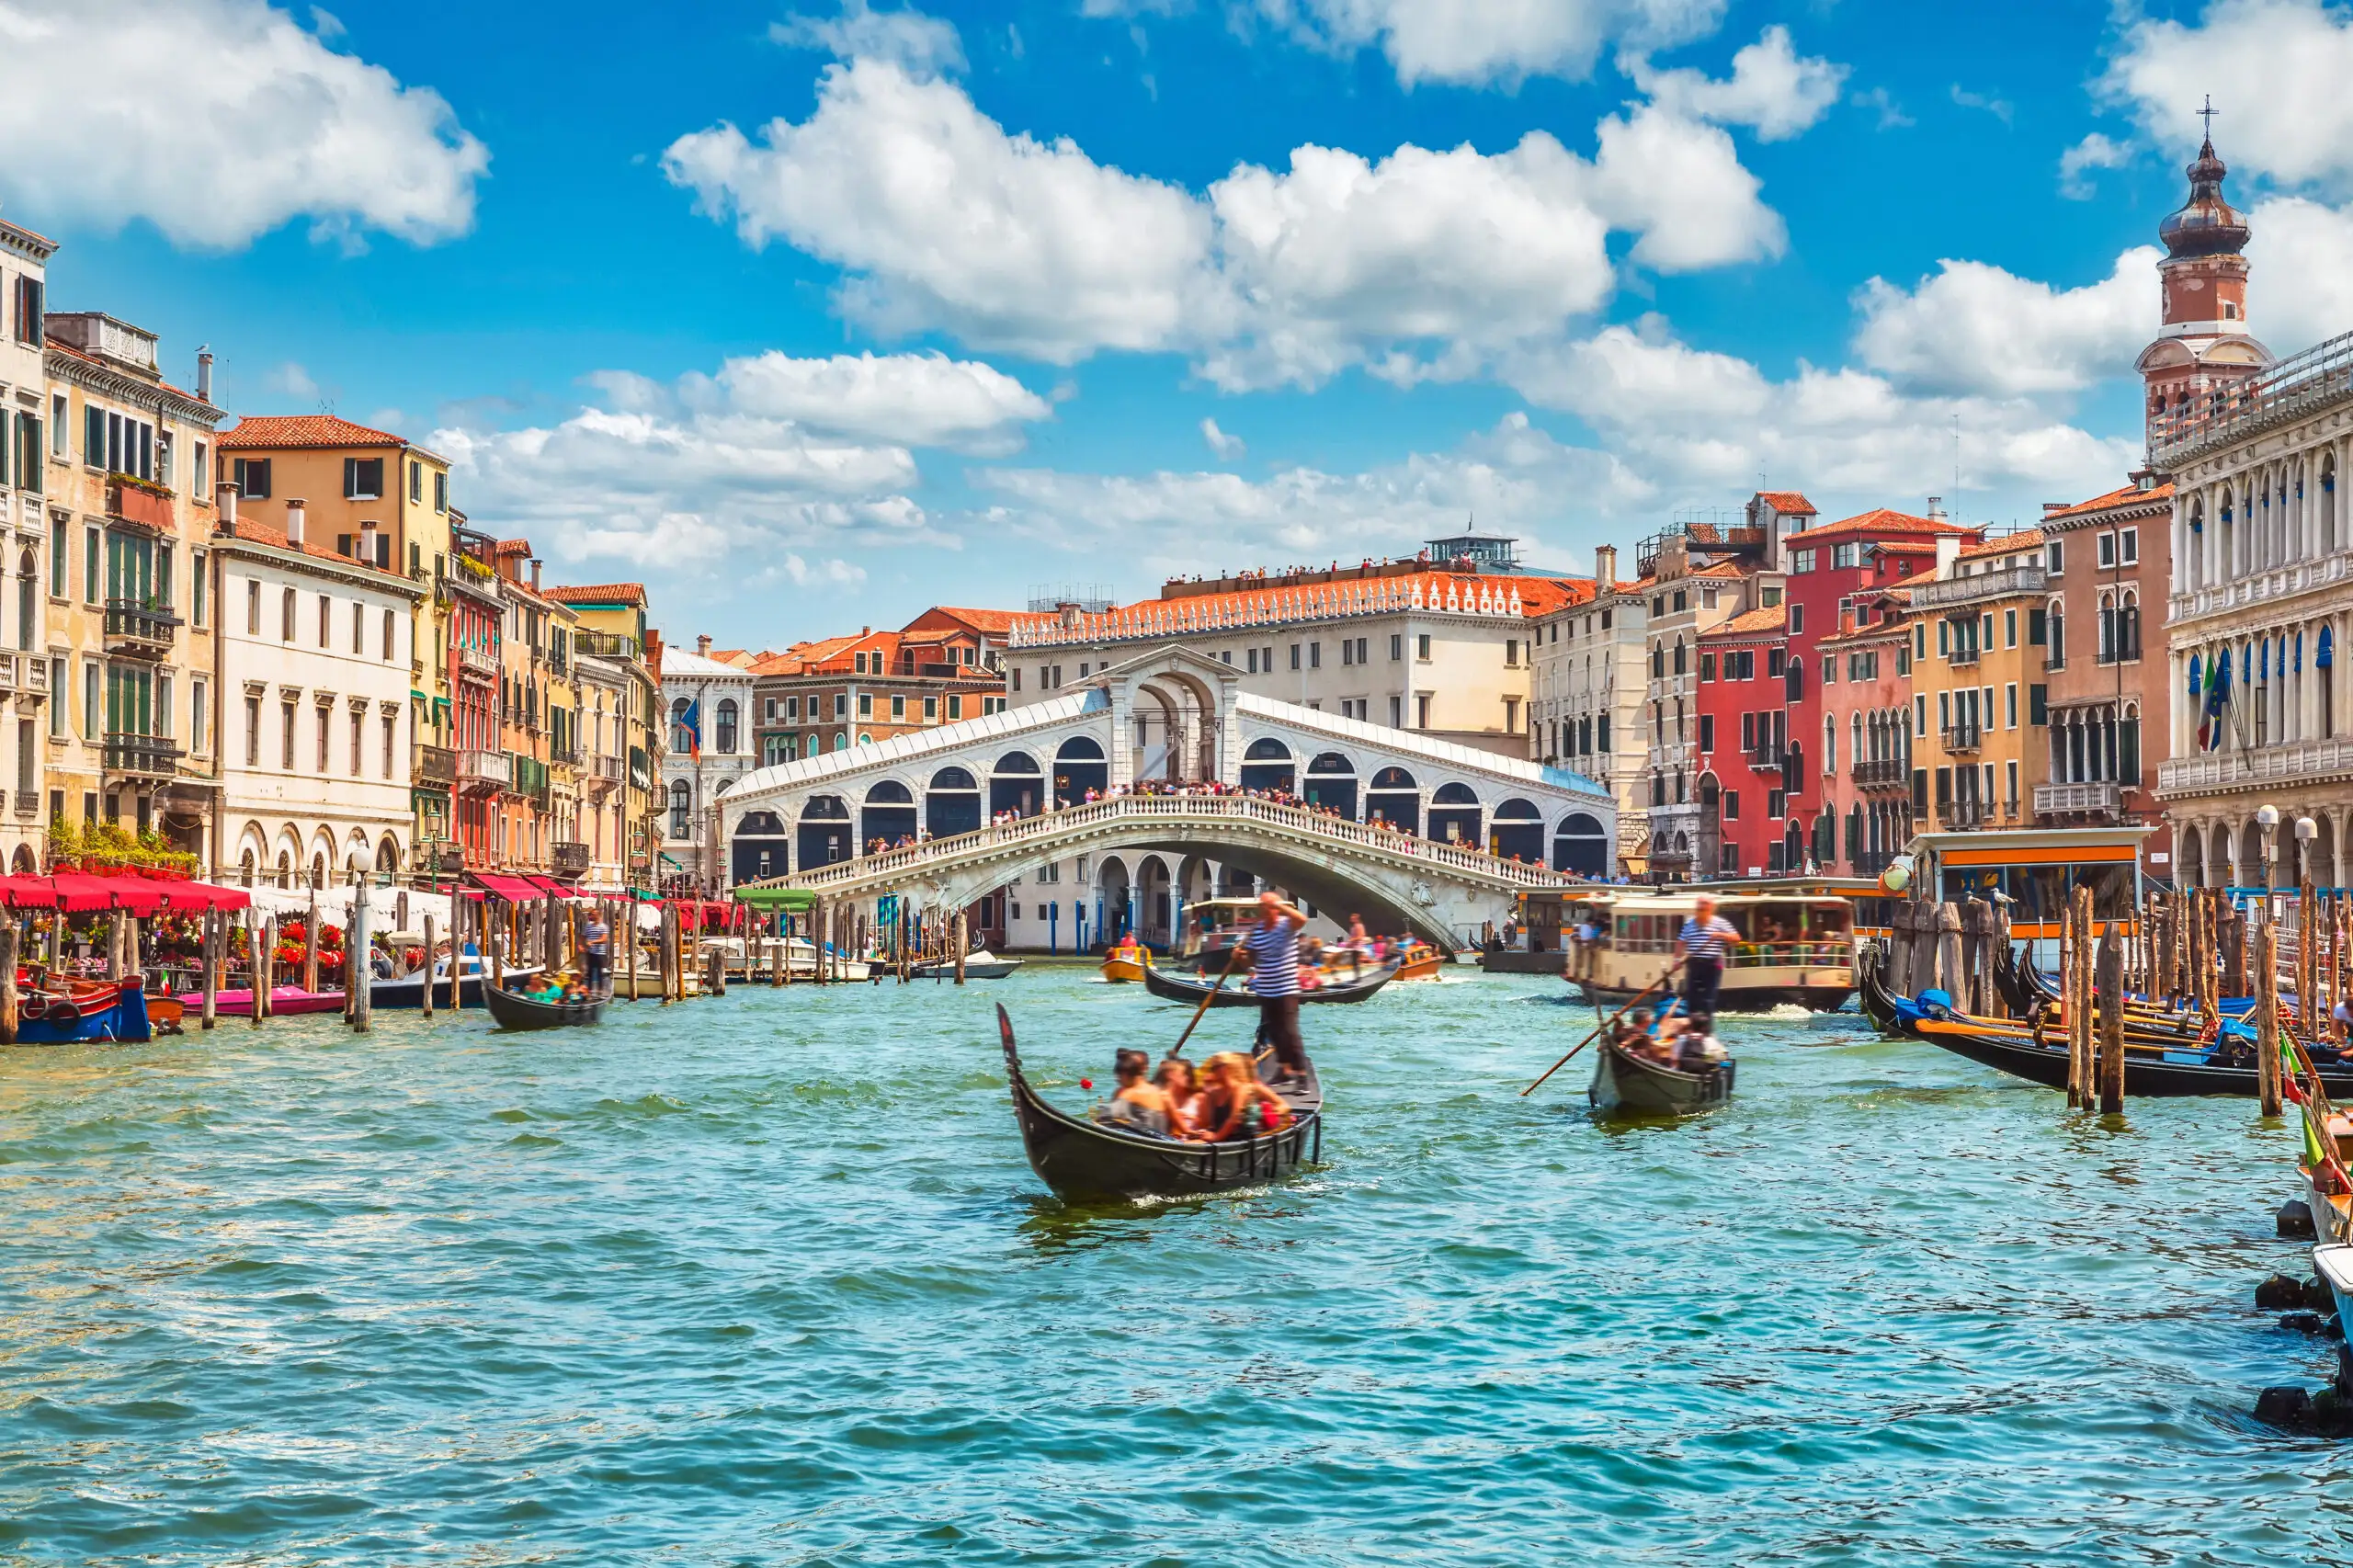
[2200,95,2217,142]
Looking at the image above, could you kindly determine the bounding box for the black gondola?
[1902,1013,2353,1097]
[999,1004,1324,1198]
[483,981,606,1031]
[1858,943,1902,1034]
[1140,958,1397,1008]
[1588,1036,1734,1113]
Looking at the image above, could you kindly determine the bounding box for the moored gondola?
[999,1004,1323,1198]
[483,980,606,1031]
[1140,956,1397,1008]
[1858,943,1903,1035]
[1588,1035,1734,1114]
[1900,1009,2353,1097]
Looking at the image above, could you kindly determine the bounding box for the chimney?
[1594,544,1618,592]
[1926,495,1946,522]
[215,482,238,533]
[283,498,306,548]
[1935,535,1961,575]
[530,557,541,590]
[196,346,213,404]
[359,519,378,567]
[697,634,711,657]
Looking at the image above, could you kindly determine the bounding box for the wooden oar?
[1170,946,1246,1058]
[1523,960,1684,1096]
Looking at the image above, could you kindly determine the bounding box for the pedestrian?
[1239,889,1310,1082]
[582,908,610,995]
[1673,893,1740,1019]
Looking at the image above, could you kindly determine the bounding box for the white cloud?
[1503,320,2134,503]
[267,361,324,402]
[770,0,965,77]
[665,52,1786,387]
[700,349,1051,453]
[2059,132,2132,199]
[2246,194,2353,354]
[1853,85,1911,131]
[1949,83,2013,126]
[1623,26,1847,142]
[1200,416,1245,460]
[0,0,486,249]
[1260,0,1723,87]
[2104,0,2353,195]
[1849,247,2159,398]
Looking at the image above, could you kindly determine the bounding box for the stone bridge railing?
[743,792,1575,898]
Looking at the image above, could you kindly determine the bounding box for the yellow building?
[42,313,224,860]
[1905,529,2049,831]
[210,415,458,867]
[546,583,661,892]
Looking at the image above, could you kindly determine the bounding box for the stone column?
[2334,808,2349,893]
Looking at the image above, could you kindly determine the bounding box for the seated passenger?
[1191,1051,1294,1141]
[1675,1012,1718,1072]
[1157,1055,1207,1130]
[1101,1047,1184,1138]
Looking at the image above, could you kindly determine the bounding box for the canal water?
[3,968,2350,1564]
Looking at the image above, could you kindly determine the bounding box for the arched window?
[2048,598,2065,670]
[1244,738,1291,762]
[1824,713,1836,773]
[1672,638,1686,676]
[2098,590,2117,663]
[1850,711,1863,765]
[671,698,694,754]
[714,699,738,755]
[668,778,691,839]
[2120,590,2140,662]
[239,847,256,887]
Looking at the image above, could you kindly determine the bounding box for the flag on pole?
[2199,650,2230,752]
[682,698,704,762]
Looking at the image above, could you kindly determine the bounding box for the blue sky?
[10,0,2352,646]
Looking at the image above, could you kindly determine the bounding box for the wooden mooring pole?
[2258,918,2284,1118]
[2097,919,2125,1114]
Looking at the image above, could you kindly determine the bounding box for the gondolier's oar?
[1170,947,1247,1057]
[1522,960,1684,1097]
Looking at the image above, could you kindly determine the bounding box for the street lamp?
[2298,815,2318,887]
[2258,803,2281,917]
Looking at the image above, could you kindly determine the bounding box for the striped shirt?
[1678,915,1739,964]
[1244,918,1302,997]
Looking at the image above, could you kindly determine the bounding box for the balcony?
[2149,324,2353,469]
[457,643,498,683]
[458,748,512,796]
[1851,757,1911,790]
[549,741,580,767]
[103,732,184,779]
[551,841,591,877]
[1748,744,1785,773]
[1943,797,1990,830]
[2170,552,2353,625]
[1942,724,1983,756]
[2044,651,2066,673]
[2034,779,2123,818]
[416,744,458,787]
[104,477,174,533]
[2159,736,2353,796]
[1912,562,2047,610]
[103,599,181,659]
[1947,645,1981,667]
[575,631,642,661]
[2095,638,2143,666]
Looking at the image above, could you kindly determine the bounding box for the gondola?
[1900,1009,2353,1097]
[998,1004,1323,1199]
[1588,1035,1734,1114]
[1858,943,1902,1034]
[483,980,606,1031]
[1140,957,1397,1007]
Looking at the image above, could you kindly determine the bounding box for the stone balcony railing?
[458,748,512,794]
[2034,780,2122,817]
[1912,562,2046,610]
[457,644,498,682]
[2159,737,2353,795]
[2169,552,2353,624]
[1852,757,1910,790]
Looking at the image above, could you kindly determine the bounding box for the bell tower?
[2137,102,2271,452]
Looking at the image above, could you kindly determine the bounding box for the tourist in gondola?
[1674,894,1740,1019]
[1100,1048,1192,1139]
[1156,1055,1207,1129]
[1192,1051,1293,1141]
[1240,890,1310,1082]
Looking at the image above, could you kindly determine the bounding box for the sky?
[7,0,2353,648]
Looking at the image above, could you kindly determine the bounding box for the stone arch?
[1366,766,1419,835]
[1054,734,1108,805]
[1135,853,1174,946]
[991,749,1042,818]
[1240,736,1296,793]
[1097,853,1134,943]
[862,778,918,850]
[2177,822,2203,890]
[1552,810,1608,876]
[375,835,398,875]
[798,793,853,870]
[1489,797,1542,862]
[1427,781,1483,846]
[926,766,981,839]
[1302,751,1356,818]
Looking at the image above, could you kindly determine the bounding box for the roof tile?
[217,414,408,450]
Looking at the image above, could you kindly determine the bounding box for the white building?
[1529,544,1651,871]
[210,494,424,886]
[0,217,51,872]
[659,637,756,892]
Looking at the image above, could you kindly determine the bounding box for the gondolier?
[582,911,610,996]
[1673,894,1739,1019]
[1241,890,1310,1081]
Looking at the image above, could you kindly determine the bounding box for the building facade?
[43,312,222,863]
[547,583,662,893]
[1908,530,2049,833]
[1815,588,1915,876]
[1529,543,1649,871]
[660,640,757,892]
[1639,539,1754,878]
[0,219,52,870]
[1694,604,1790,875]
[749,611,1010,766]
[210,495,422,885]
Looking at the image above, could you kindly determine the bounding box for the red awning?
[45,873,164,915]
[472,874,541,903]
[0,876,58,909]
[161,881,252,912]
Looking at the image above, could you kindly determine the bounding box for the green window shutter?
[85,404,103,468]
[2029,684,2048,726]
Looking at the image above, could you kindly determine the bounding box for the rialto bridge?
[720,646,1613,949]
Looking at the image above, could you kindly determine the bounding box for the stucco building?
[0,218,52,870]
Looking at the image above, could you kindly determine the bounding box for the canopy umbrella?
[734,886,818,914]
[0,876,60,910]
[470,873,540,903]
[45,873,164,915]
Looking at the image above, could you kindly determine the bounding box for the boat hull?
[483,983,606,1031]
[14,982,151,1045]
[1141,960,1397,1007]
[1574,974,1852,1013]
[999,1004,1322,1199]
[1588,1037,1734,1114]
[1099,954,1146,983]
[1904,1014,2353,1096]
[912,956,1023,980]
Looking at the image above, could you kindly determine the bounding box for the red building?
[1779,506,1975,868]
[1695,604,1790,876]
[1815,586,1917,875]
[444,522,504,869]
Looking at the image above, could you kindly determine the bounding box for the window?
[2045,540,2063,574]
[316,705,331,772]
[858,693,872,719]
[834,694,847,719]
[194,440,208,498]
[1937,691,1951,733]
[1390,633,1403,660]
[924,695,938,721]
[2097,530,2117,569]
[1245,648,1258,674]
[383,713,396,778]
[1832,543,1859,569]
[50,394,65,456]
[48,516,63,597]
[408,460,422,503]
[281,587,296,642]
[2120,527,2139,566]
[1699,714,1715,751]
[434,472,448,514]
[2029,684,2048,726]
[349,708,363,774]
[189,551,205,627]
[1789,604,1804,636]
[1723,790,1740,821]
[2005,684,2018,728]
[82,527,97,605]
[1309,642,1321,668]
[319,593,333,649]
[1417,634,1431,660]
[890,694,905,722]
[2004,608,2018,648]
[232,457,271,500]
[380,608,394,661]
[1505,638,1519,666]
[344,457,384,500]
[192,677,208,753]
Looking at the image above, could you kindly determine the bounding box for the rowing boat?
[1140,956,1397,1007]
[483,981,606,1031]
[998,1004,1323,1199]
[1587,1035,1734,1114]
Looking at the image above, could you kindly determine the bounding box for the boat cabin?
[1895,826,2153,938]
[1563,888,1857,1011]
[1183,896,1267,964]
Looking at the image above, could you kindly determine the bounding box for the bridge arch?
[1241,736,1296,793]
[1427,781,1482,846]
[1366,766,1419,833]
[926,766,981,838]
[734,810,790,882]
[990,751,1042,819]
[1054,735,1108,805]
[1302,751,1356,818]
[1490,797,1542,863]
[799,793,852,869]
[862,779,916,849]
[1553,810,1608,875]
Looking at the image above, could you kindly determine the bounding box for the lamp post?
[2258,803,2281,922]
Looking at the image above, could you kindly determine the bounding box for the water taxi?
[1100,933,1146,983]
[1563,888,1855,1012]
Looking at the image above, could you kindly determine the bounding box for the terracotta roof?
[709,648,756,667]
[1893,568,1938,589]
[213,517,416,586]
[217,414,405,450]
[1756,492,1817,515]
[546,583,647,607]
[1705,605,1787,639]
[494,539,531,557]
[2044,481,2176,520]
[1801,508,1974,543]
[915,606,1023,634]
[1958,528,2043,561]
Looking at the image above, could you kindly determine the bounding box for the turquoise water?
[2,967,2349,1565]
